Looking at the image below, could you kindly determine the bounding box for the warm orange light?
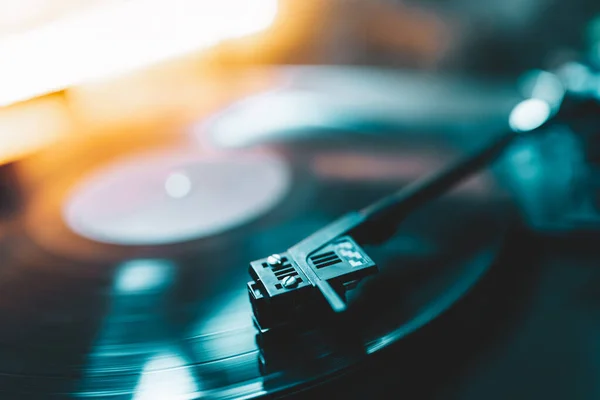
[0,0,278,107]
[0,96,72,164]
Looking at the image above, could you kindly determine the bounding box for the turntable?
[2,0,600,399]
[0,64,521,398]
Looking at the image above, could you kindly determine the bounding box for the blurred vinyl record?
[0,67,521,399]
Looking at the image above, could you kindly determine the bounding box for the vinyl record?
[0,68,518,399]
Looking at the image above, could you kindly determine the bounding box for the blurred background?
[2,0,600,165]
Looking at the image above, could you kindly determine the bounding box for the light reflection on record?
[63,150,291,246]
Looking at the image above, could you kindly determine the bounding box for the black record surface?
[0,69,519,399]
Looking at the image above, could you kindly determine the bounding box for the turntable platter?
[0,68,518,399]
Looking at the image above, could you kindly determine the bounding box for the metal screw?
[267,254,282,266]
[282,275,298,289]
